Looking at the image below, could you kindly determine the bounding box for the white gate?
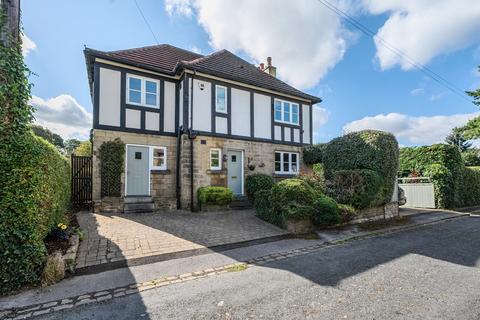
[398,177,435,208]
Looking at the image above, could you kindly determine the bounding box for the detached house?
[84,44,321,212]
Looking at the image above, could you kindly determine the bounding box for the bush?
[0,133,70,293]
[270,178,320,210]
[198,186,234,206]
[299,163,326,192]
[98,139,125,197]
[400,144,463,208]
[331,169,384,209]
[311,195,341,226]
[460,167,480,207]
[462,149,480,166]
[322,130,399,206]
[245,173,274,200]
[303,143,327,164]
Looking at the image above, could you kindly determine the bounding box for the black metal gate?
[71,155,93,210]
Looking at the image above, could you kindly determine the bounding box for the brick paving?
[76,209,288,269]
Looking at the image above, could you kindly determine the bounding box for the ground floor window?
[151,147,167,170]
[210,148,222,170]
[275,151,299,174]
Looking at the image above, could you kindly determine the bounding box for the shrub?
[460,167,480,207]
[338,204,356,223]
[400,144,463,208]
[198,186,234,206]
[270,178,320,210]
[303,143,327,164]
[253,189,280,225]
[331,169,384,209]
[462,149,480,166]
[245,173,274,200]
[0,133,70,293]
[299,163,326,192]
[311,195,341,226]
[98,139,125,197]
[322,130,399,206]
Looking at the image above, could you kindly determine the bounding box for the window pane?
[146,93,157,106]
[292,105,299,124]
[129,77,141,91]
[274,101,282,121]
[211,158,219,168]
[153,157,164,167]
[146,81,157,94]
[275,162,281,172]
[129,90,141,104]
[284,103,290,122]
[216,87,226,112]
[275,152,281,162]
[153,149,164,158]
[283,153,289,172]
[291,154,297,172]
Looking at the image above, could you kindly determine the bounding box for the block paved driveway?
[76,209,288,271]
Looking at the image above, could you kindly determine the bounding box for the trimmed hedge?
[197,186,234,206]
[399,144,480,208]
[245,173,274,200]
[331,169,384,209]
[322,130,399,205]
[99,139,125,197]
[311,195,341,226]
[0,133,70,293]
[303,143,327,165]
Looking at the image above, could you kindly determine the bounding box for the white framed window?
[275,151,299,174]
[210,148,222,170]
[126,74,160,108]
[151,147,167,170]
[215,85,227,113]
[274,99,299,125]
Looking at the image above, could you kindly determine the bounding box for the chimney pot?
[267,57,272,66]
[259,62,264,70]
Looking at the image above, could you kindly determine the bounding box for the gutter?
[175,125,183,209]
[189,71,197,211]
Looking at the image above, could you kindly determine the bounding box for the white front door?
[227,150,243,196]
[126,145,150,196]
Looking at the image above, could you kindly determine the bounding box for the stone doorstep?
[1,211,468,320]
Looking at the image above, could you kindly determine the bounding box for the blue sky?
[22,0,480,145]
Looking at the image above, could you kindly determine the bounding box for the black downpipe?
[189,71,196,211]
[175,125,183,209]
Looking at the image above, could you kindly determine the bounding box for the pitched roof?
[84,44,321,103]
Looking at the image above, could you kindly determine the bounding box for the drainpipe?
[189,70,197,211]
[175,125,183,209]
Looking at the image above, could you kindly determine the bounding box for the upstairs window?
[127,74,159,108]
[210,148,222,170]
[215,85,227,113]
[275,151,299,174]
[274,99,299,125]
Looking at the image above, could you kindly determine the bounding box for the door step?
[123,197,156,213]
[229,197,252,210]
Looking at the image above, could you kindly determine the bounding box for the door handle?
[231,176,237,179]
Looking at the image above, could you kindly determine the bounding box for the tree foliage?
[30,124,64,149]
[466,66,480,106]
[74,140,92,156]
[64,138,81,155]
[445,127,471,152]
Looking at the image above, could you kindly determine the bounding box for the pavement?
[19,213,480,320]
[0,209,475,319]
[75,209,289,273]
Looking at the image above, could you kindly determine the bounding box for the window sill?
[273,173,298,178]
[151,169,170,175]
[207,169,226,175]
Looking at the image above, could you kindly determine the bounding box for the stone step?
[124,196,154,204]
[229,198,253,210]
[124,202,156,213]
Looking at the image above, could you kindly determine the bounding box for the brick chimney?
[263,57,277,77]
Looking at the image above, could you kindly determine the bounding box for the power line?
[315,0,471,103]
[134,0,160,45]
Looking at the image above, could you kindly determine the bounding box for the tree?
[30,124,64,149]
[445,127,472,152]
[467,66,480,106]
[64,139,81,155]
[462,149,480,167]
[74,141,92,156]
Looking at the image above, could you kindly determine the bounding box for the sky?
[22,0,480,146]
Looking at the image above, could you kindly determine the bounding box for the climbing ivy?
[99,138,125,197]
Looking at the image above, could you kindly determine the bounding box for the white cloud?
[165,0,355,89]
[190,45,202,54]
[343,112,480,146]
[410,88,425,96]
[362,0,480,70]
[21,33,37,57]
[312,106,330,143]
[429,92,448,102]
[30,95,92,140]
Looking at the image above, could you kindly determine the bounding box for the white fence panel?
[398,177,435,208]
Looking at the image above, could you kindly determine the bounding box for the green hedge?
[245,173,274,200]
[399,144,480,208]
[197,186,234,206]
[303,143,327,165]
[322,130,399,205]
[0,133,70,293]
[311,195,340,226]
[99,139,125,197]
[331,169,384,209]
